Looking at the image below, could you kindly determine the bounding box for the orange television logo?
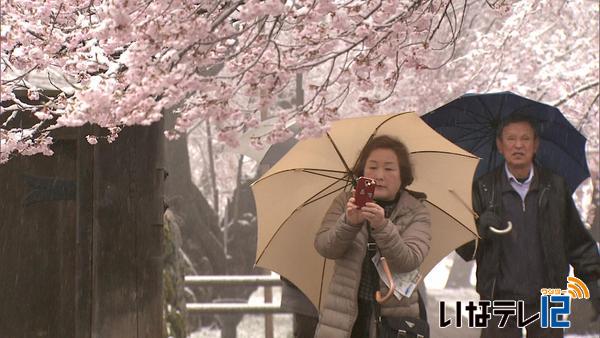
[540,276,590,299]
[563,276,590,299]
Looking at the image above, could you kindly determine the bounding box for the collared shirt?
[504,163,534,202]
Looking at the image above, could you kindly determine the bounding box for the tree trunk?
[206,121,219,214]
[164,113,224,274]
[163,112,226,332]
[165,133,225,274]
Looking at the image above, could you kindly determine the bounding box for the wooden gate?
[0,123,164,338]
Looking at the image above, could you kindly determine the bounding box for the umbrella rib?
[303,180,349,207]
[441,123,490,133]
[424,200,478,237]
[302,169,354,182]
[301,168,349,173]
[326,132,354,182]
[470,135,494,154]
[319,258,327,310]
[255,181,349,263]
[445,105,494,125]
[488,147,499,172]
[451,132,491,145]
[374,113,411,132]
[539,136,589,168]
[477,97,499,121]
[410,150,479,159]
[252,168,349,185]
[449,132,495,153]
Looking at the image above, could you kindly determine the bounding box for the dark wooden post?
[76,124,94,338]
[0,121,164,338]
[0,136,78,338]
[91,122,164,338]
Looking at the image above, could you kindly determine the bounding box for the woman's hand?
[346,195,366,226]
[361,202,387,230]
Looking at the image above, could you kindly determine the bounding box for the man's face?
[496,121,539,170]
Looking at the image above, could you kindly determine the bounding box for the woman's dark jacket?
[456,165,600,300]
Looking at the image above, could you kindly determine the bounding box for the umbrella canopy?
[422,91,590,192]
[251,112,480,310]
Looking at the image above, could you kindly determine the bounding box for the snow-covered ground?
[189,286,292,338]
[190,255,599,338]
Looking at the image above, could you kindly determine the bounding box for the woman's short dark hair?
[351,135,414,189]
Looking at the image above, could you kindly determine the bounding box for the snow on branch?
[1,0,473,162]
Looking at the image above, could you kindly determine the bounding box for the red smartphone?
[354,176,376,209]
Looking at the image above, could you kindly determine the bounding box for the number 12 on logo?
[540,295,570,328]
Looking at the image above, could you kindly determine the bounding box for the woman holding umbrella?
[314,135,432,338]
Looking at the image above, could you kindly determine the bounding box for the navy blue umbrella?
[422,91,590,193]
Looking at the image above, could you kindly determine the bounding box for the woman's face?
[363,148,402,201]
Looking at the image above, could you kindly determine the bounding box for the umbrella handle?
[489,221,513,234]
[375,257,396,304]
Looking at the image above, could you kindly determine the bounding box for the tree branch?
[554,81,600,108]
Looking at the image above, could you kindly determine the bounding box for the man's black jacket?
[456,165,600,300]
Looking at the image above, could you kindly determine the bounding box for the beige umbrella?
[251,112,479,310]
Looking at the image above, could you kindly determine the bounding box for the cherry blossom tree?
[2,0,597,218]
[1,0,476,163]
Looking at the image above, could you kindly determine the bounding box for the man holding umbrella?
[457,113,600,337]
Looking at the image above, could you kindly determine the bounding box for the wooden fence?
[185,274,290,338]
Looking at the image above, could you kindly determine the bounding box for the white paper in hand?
[372,252,421,301]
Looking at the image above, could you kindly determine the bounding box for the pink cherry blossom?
[0,0,596,193]
[86,135,98,145]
